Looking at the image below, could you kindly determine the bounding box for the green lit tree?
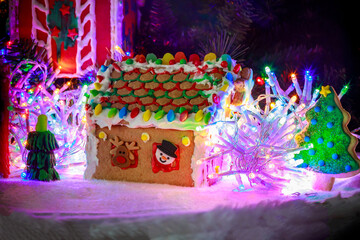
[294,85,360,191]
[25,115,60,181]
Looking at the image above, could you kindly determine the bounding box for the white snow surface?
[1,168,360,239]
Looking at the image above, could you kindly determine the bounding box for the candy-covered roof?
[86,52,246,130]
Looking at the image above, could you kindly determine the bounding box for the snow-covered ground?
[1,165,360,239]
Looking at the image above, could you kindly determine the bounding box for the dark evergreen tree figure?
[25,114,60,181]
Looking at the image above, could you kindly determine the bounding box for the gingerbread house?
[85,53,253,187]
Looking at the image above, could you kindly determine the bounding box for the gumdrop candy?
[96,75,104,82]
[179,110,188,122]
[233,64,242,74]
[126,59,134,64]
[94,104,102,116]
[146,53,157,63]
[94,82,102,90]
[204,112,212,125]
[119,107,128,118]
[225,72,233,82]
[143,109,152,122]
[221,54,232,69]
[221,54,232,63]
[221,61,228,68]
[194,110,204,122]
[135,54,146,63]
[108,108,117,118]
[212,94,220,104]
[204,53,217,62]
[138,55,146,63]
[154,110,166,120]
[167,109,176,122]
[112,63,121,71]
[162,53,175,65]
[100,65,108,72]
[130,107,140,118]
[189,54,200,63]
[175,52,187,63]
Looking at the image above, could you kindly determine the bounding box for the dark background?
[135,0,360,129]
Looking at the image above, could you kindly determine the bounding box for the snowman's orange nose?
[161,155,167,161]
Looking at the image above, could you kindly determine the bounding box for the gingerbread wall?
[92,125,195,187]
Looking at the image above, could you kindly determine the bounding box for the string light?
[270,102,276,109]
[248,173,256,179]
[199,66,321,191]
[7,57,94,173]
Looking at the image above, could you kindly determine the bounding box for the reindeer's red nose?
[116,156,126,164]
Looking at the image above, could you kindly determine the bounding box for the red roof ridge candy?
[112,63,121,71]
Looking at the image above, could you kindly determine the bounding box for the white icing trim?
[191,132,211,187]
[84,123,99,179]
[90,108,208,131]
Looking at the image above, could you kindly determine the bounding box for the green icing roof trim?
[109,72,219,85]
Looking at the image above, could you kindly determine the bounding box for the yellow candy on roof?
[220,82,229,92]
[143,109,151,122]
[204,53,217,62]
[94,104,102,116]
[94,82,102,90]
[162,53,175,65]
[195,110,204,122]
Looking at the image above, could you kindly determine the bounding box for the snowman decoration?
[152,140,179,173]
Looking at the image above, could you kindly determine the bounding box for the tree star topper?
[320,85,331,97]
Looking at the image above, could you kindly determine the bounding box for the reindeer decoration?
[109,136,140,168]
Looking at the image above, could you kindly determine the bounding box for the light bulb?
[249,172,256,179]
[265,66,271,74]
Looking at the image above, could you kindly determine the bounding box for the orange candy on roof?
[135,54,146,63]
[175,52,187,63]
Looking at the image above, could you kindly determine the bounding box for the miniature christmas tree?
[294,85,360,191]
[25,115,60,181]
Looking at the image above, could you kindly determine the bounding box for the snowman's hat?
[157,140,178,158]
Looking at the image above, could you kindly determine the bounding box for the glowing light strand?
[8,59,93,175]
